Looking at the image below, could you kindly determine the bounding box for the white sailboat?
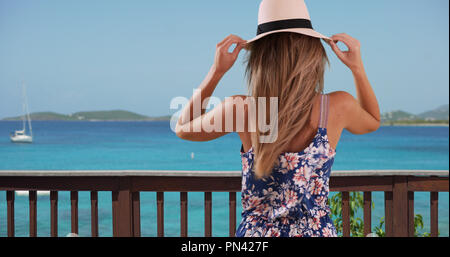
[10,81,33,143]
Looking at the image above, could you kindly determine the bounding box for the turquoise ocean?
[0,121,448,237]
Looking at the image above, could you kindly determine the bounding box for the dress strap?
[318,94,329,129]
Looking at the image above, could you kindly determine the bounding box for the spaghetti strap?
[318,94,329,129]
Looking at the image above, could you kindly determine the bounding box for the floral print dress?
[236,94,338,237]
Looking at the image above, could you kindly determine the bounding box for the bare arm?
[177,67,224,128]
[175,35,247,141]
[328,33,381,134]
[352,68,380,122]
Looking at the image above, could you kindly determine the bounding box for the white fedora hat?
[247,0,330,43]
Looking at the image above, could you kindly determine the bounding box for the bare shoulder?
[327,91,380,134]
[326,91,359,130]
[328,91,356,103]
[328,91,358,111]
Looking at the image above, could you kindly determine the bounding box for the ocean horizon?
[0,120,448,237]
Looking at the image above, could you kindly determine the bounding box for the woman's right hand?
[327,33,364,73]
[212,34,246,75]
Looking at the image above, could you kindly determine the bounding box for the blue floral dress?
[236,94,338,237]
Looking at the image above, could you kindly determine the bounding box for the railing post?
[430,191,439,237]
[7,191,15,237]
[132,191,141,237]
[50,191,58,237]
[342,192,350,237]
[384,191,393,236]
[112,178,135,237]
[229,192,236,237]
[90,191,99,237]
[363,192,372,236]
[180,192,188,237]
[408,191,415,237]
[70,191,79,235]
[157,192,165,237]
[392,176,409,237]
[204,192,212,237]
[29,190,37,237]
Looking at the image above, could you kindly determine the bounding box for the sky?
[0,0,449,118]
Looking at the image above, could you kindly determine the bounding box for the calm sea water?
[0,121,448,237]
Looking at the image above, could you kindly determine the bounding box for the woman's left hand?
[212,34,246,75]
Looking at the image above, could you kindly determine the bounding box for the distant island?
[2,104,448,125]
[380,104,448,126]
[1,110,171,122]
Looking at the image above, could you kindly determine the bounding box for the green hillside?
[381,105,449,125]
[70,110,150,121]
[417,104,449,121]
[2,110,170,121]
[3,112,73,121]
[381,110,418,122]
[3,104,448,124]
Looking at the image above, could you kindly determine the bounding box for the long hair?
[245,32,329,179]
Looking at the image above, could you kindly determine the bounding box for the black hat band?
[257,18,313,36]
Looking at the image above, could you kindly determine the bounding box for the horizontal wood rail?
[0,170,448,237]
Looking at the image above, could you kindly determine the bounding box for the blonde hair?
[245,32,329,179]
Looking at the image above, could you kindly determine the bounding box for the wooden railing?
[0,170,448,237]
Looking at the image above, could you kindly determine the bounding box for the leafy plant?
[329,192,437,237]
[329,192,367,237]
[373,217,385,237]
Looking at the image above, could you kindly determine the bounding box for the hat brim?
[246,28,330,44]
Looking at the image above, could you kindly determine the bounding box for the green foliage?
[329,192,367,237]
[329,192,437,237]
[411,214,439,237]
[382,120,449,126]
[373,217,385,237]
[373,214,436,237]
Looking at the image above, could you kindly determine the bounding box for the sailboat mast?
[22,101,26,132]
[23,81,33,137]
[21,82,26,132]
